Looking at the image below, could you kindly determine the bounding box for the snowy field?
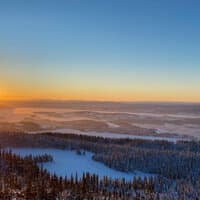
[11,148,152,181]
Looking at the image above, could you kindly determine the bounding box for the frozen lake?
[11,148,152,181]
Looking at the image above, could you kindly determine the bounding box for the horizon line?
[1,99,200,105]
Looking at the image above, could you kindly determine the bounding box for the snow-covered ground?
[11,148,153,181]
[106,122,120,128]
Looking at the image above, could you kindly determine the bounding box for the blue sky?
[0,0,200,101]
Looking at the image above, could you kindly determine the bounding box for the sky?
[0,0,200,102]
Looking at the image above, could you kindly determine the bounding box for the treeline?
[1,132,200,198]
[0,149,164,200]
[24,154,53,163]
[1,132,200,179]
[93,147,200,179]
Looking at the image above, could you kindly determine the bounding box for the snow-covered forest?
[0,132,200,199]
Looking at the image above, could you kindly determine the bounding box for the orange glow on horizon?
[1,61,200,103]
[1,89,200,103]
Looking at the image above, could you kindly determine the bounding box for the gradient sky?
[0,0,200,102]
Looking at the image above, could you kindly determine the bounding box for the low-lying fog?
[1,101,200,140]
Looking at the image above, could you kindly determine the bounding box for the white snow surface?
[11,148,152,181]
[106,122,120,128]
